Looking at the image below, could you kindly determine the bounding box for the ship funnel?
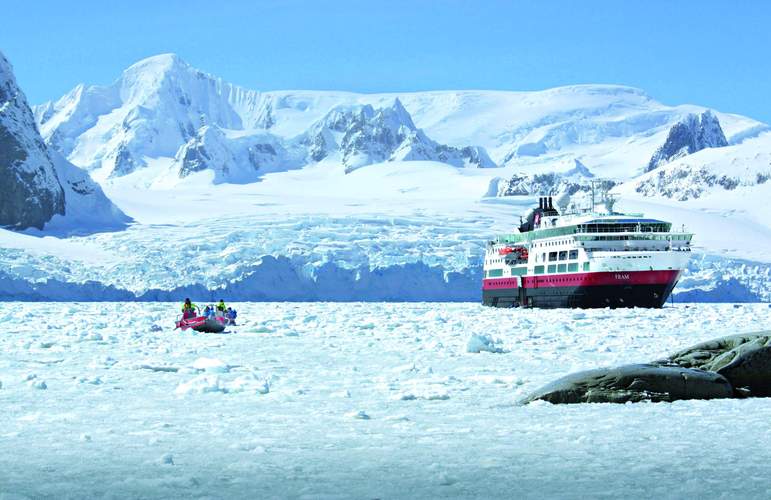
[539,197,544,209]
[548,196,554,210]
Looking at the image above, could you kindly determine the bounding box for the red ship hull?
[482,269,681,308]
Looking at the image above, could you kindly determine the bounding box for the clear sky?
[2,0,770,122]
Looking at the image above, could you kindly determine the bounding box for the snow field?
[1,302,771,498]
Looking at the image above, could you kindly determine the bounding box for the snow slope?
[2,302,771,498]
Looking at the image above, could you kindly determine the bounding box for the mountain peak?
[124,53,189,74]
[119,53,196,95]
[384,97,414,128]
[646,110,728,172]
[0,50,14,80]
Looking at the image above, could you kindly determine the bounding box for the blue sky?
[3,1,771,122]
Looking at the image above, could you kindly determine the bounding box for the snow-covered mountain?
[492,160,619,212]
[301,99,495,173]
[626,131,771,201]
[35,54,263,179]
[173,126,302,183]
[1,50,127,232]
[167,98,494,182]
[35,53,768,186]
[35,55,494,183]
[646,111,728,172]
[496,159,595,195]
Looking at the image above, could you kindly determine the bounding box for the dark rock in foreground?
[522,331,771,405]
[659,331,771,397]
[521,364,734,405]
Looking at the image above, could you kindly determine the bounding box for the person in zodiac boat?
[175,298,227,333]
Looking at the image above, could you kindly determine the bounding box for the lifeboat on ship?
[499,245,528,263]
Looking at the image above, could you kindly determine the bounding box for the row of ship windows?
[535,239,572,247]
[584,248,682,253]
[538,250,579,262]
[577,234,691,241]
[486,268,520,278]
[485,261,590,278]
[534,262,589,274]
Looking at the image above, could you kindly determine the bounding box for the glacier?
[2,160,770,302]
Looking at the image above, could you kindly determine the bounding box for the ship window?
[547,265,557,273]
[511,267,526,276]
[488,269,503,278]
[583,262,590,271]
[558,251,567,261]
[568,263,578,272]
[534,265,545,275]
[548,252,558,262]
[557,264,566,273]
[569,250,578,260]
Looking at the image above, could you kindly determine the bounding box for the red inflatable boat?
[175,315,227,333]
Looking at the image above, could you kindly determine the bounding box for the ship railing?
[494,226,691,244]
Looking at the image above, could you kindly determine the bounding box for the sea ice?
[191,357,230,373]
[1,302,771,498]
[466,333,506,353]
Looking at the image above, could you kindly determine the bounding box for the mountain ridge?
[33,53,768,187]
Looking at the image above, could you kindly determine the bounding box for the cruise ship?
[482,196,693,308]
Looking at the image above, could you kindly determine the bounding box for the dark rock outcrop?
[646,111,727,172]
[521,331,771,405]
[520,364,733,405]
[659,332,771,397]
[0,51,65,229]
